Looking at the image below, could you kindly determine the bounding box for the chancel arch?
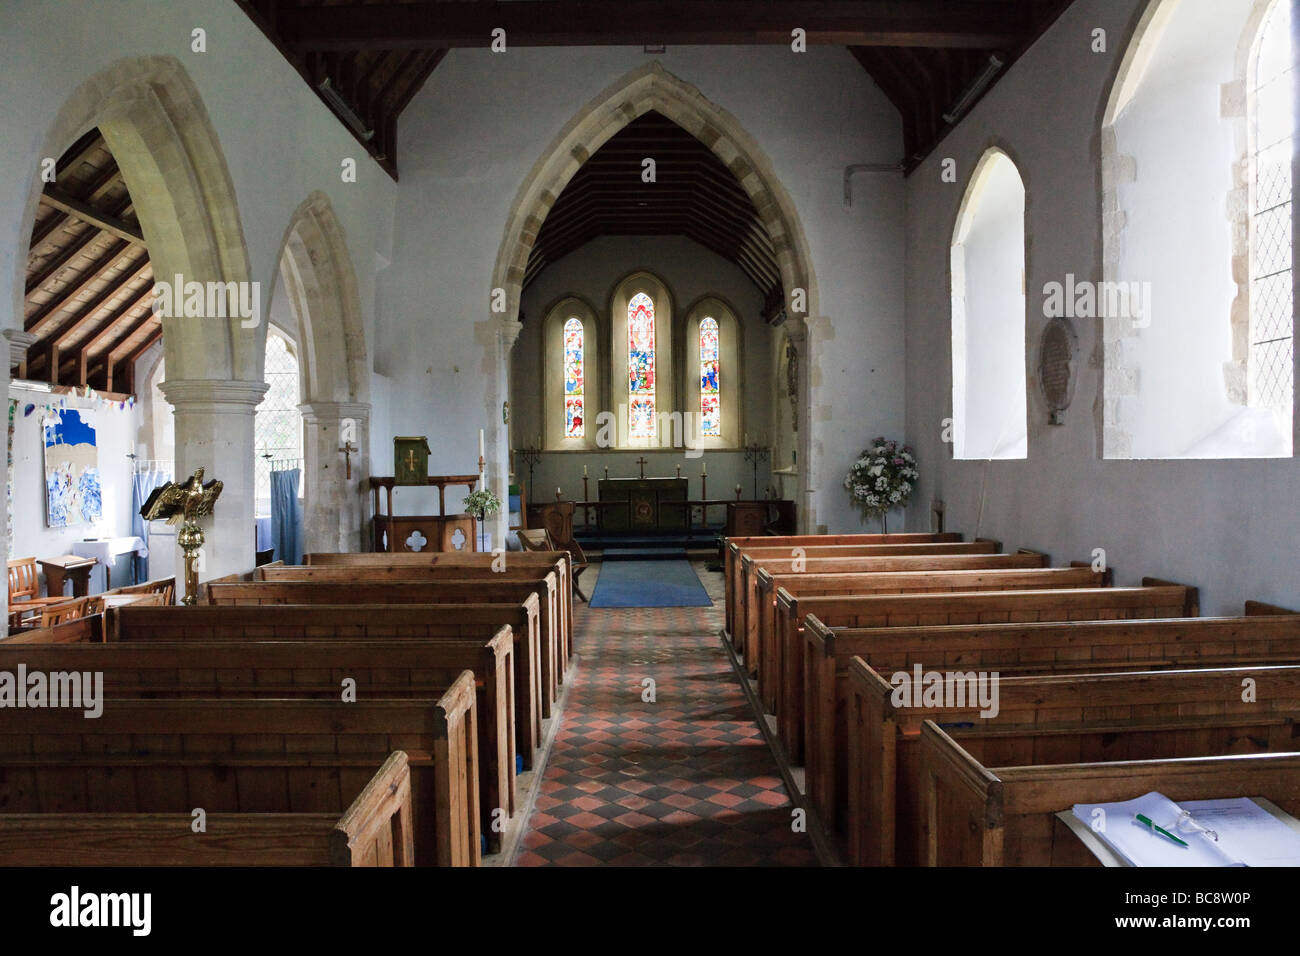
[490,62,818,535]
[680,295,742,449]
[541,296,602,451]
[950,146,1028,461]
[1101,0,1294,459]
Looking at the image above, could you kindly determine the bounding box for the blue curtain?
[130,467,171,583]
[270,467,302,564]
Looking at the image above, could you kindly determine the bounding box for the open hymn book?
[1071,792,1300,866]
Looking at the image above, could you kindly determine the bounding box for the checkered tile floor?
[515,560,816,866]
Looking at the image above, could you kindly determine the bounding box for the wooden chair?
[530,505,589,603]
[8,556,67,627]
[40,597,89,627]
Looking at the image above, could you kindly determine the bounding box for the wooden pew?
[0,634,517,853]
[207,578,564,717]
[752,563,1103,713]
[723,533,965,640]
[728,539,1003,660]
[737,549,1049,686]
[0,678,480,866]
[847,656,1300,865]
[302,551,575,667]
[268,553,574,671]
[919,721,1300,866]
[0,751,414,866]
[100,602,545,768]
[793,581,1200,822]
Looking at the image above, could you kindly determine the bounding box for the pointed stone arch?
[487,62,819,533]
[272,192,372,552]
[14,55,264,591]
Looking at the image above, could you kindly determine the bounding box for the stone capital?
[298,401,371,425]
[3,329,38,373]
[494,317,524,349]
[159,378,269,410]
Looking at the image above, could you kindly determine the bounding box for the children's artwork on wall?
[43,408,101,528]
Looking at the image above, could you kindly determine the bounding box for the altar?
[597,477,688,533]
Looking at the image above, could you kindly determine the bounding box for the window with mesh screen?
[255,328,302,505]
[1250,0,1294,413]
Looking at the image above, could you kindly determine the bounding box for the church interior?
[3,0,1300,892]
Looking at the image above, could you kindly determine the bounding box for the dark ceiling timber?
[526,111,780,303]
[276,1,1025,51]
[23,129,160,396]
[235,0,1075,177]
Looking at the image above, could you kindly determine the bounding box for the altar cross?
[636,456,648,479]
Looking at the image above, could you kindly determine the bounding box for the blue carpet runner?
[588,559,713,608]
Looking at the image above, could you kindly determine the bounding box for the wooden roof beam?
[280,2,1023,51]
[38,189,144,246]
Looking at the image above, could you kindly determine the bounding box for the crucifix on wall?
[636,456,648,479]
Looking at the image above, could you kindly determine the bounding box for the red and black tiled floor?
[515,561,817,866]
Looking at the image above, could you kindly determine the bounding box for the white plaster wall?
[390,46,904,533]
[8,387,138,592]
[905,0,1300,614]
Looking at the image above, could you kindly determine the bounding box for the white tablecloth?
[72,537,148,591]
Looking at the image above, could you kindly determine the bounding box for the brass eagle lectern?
[139,468,224,606]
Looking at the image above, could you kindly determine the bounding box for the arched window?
[1101,0,1292,458]
[563,317,585,438]
[699,316,720,436]
[950,148,1028,460]
[628,291,657,439]
[1249,0,1294,414]
[255,328,302,506]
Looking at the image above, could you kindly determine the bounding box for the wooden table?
[38,555,98,598]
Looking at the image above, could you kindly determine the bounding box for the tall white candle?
[479,429,485,459]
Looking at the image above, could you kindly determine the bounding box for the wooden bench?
[847,654,1300,865]
[723,533,965,640]
[752,563,1104,713]
[207,578,564,717]
[100,601,545,768]
[735,549,1050,682]
[0,677,480,866]
[0,632,517,853]
[0,751,414,866]
[268,554,574,671]
[919,720,1300,866]
[302,551,575,667]
[791,581,1200,821]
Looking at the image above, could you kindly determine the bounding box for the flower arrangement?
[843,437,918,531]
[462,488,502,520]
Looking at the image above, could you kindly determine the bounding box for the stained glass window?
[563,317,584,438]
[699,316,720,437]
[628,292,656,439]
[1250,0,1294,412]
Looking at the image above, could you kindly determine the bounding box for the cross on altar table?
[636,456,648,479]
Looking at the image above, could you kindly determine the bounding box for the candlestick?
[676,464,681,478]
[604,466,609,479]
[734,483,742,501]
[583,464,588,476]
[701,460,707,477]
[556,487,562,501]
[479,429,485,459]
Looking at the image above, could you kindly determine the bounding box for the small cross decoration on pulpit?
[636,456,648,479]
[404,448,418,473]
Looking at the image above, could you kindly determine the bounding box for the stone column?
[159,379,267,598]
[489,317,523,550]
[299,401,370,553]
[782,316,813,533]
[0,332,30,636]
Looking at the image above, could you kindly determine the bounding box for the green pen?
[1135,813,1189,847]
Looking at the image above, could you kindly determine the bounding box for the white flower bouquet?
[843,436,918,531]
